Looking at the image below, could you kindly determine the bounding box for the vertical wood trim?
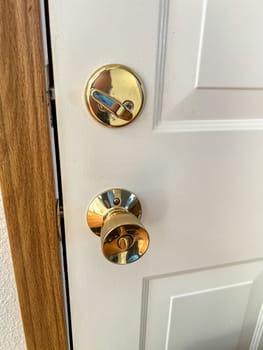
[0,0,68,349]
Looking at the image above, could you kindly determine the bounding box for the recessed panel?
[197,0,263,89]
[167,284,251,350]
[154,0,263,129]
[142,261,263,350]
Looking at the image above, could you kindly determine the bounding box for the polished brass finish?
[85,64,144,127]
[87,189,149,264]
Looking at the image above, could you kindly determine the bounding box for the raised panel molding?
[165,282,251,350]
[249,303,263,350]
[153,0,263,132]
[154,119,263,133]
[196,0,263,89]
[140,260,263,350]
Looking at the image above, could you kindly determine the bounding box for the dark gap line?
[43,1,74,349]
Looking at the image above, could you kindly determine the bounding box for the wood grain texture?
[0,0,68,349]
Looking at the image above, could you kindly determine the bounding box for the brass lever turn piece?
[86,189,149,264]
[90,88,133,121]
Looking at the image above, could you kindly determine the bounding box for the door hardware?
[86,188,149,264]
[85,64,144,127]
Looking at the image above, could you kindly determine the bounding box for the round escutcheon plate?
[85,64,145,127]
[87,188,142,236]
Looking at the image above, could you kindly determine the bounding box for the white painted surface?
[158,0,263,129]
[143,261,263,350]
[0,195,26,350]
[47,0,263,349]
[197,0,263,88]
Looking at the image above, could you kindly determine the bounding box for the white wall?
[0,194,26,350]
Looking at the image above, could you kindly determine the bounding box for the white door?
[47,0,263,349]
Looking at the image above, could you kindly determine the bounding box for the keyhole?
[117,235,133,250]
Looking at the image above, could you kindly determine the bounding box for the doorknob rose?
[85,64,144,127]
[86,189,149,265]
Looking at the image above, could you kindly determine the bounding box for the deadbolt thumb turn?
[85,64,144,127]
[86,189,149,265]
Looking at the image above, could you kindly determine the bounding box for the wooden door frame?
[0,0,68,349]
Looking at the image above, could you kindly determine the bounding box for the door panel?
[143,261,263,350]
[47,0,263,348]
[157,0,263,129]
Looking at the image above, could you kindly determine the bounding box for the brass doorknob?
[86,189,149,264]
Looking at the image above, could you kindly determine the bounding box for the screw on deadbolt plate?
[123,101,134,111]
[98,104,106,112]
[113,198,120,205]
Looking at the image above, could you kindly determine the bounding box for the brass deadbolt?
[85,64,144,127]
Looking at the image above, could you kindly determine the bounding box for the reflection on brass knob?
[85,64,144,127]
[86,189,149,265]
